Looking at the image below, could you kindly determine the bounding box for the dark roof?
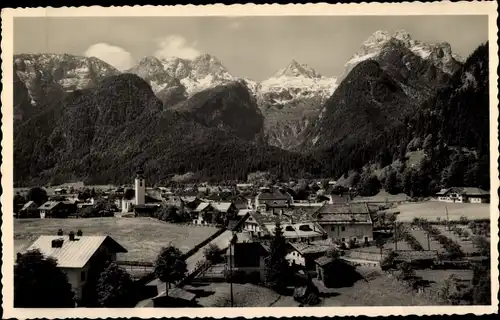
[313,203,372,224]
[257,191,290,201]
[315,256,334,266]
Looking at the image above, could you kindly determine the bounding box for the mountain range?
[13,30,489,193]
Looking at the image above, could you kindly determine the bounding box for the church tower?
[135,168,145,206]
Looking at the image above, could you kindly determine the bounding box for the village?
[13,169,492,307]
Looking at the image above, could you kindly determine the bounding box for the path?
[185,230,233,274]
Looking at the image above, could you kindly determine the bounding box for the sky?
[14,15,488,81]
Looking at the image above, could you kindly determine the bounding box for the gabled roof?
[313,203,372,224]
[38,201,62,210]
[290,242,330,255]
[212,202,233,212]
[195,202,211,212]
[436,188,450,195]
[436,187,490,197]
[195,201,233,213]
[315,256,334,266]
[21,200,37,211]
[257,191,291,201]
[25,235,127,268]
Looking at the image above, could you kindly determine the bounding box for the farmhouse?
[192,201,236,225]
[38,201,76,218]
[23,232,127,303]
[242,210,326,243]
[434,187,490,203]
[313,203,374,246]
[254,188,293,212]
[287,240,331,271]
[19,200,39,217]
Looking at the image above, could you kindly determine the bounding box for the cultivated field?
[434,225,478,254]
[14,218,218,261]
[395,201,490,222]
[409,228,446,253]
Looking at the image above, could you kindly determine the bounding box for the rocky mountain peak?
[190,53,231,78]
[392,29,413,43]
[273,59,322,78]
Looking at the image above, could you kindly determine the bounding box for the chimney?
[57,229,63,236]
[51,239,64,248]
[77,229,83,237]
[69,231,75,241]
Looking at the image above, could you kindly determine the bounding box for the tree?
[96,262,136,307]
[14,249,75,307]
[375,237,387,259]
[154,245,187,296]
[358,171,381,196]
[383,169,400,195]
[27,187,48,206]
[203,243,222,264]
[325,246,340,259]
[264,219,290,291]
[472,263,491,305]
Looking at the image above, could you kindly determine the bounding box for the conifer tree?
[264,219,290,291]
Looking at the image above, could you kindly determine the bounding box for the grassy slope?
[14,218,218,261]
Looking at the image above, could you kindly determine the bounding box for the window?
[331,226,335,231]
[341,226,346,231]
[139,180,143,187]
[341,238,345,242]
[80,271,86,282]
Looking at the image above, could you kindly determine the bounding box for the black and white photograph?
[1,2,498,318]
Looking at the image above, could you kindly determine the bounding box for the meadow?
[14,217,218,262]
[395,201,490,222]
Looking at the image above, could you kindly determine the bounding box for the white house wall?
[320,223,373,243]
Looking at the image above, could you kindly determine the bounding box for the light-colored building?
[135,169,146,206]
[313,203,374,246]
[23,233,127,303]
[434,187,490,203]
[254,190,293,212]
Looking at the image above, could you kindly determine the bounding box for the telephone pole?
[445,206,450,231]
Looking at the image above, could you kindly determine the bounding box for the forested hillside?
[14,74,325,186]
[314,42,490,196]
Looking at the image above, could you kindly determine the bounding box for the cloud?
[84,43,135,71]
[153,35,201,60]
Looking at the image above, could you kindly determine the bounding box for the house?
[23,232,127,303]
[38,201,75,218]
[254,189,292,211]
[229,194,252,210]
[226,241,270,283]
[287,240,331,271]
[315,256,360,288]
[313,203,374,246]
[19,200,39,218]
[192,202,236,225]
[434,187,490,203]
[243,210,326,243]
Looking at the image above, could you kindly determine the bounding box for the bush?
[380,250,397,271]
